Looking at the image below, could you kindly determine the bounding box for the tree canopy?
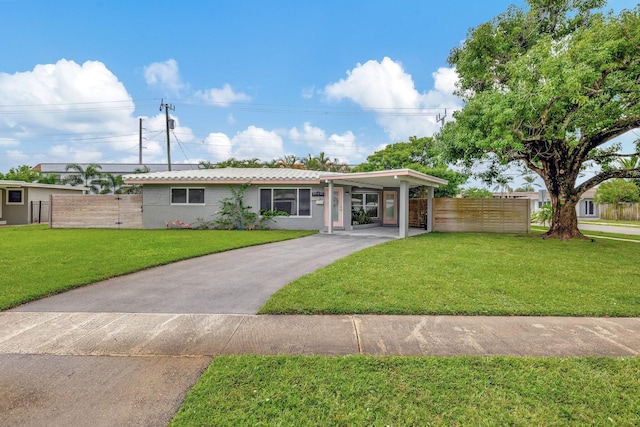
[439,0,640,239]
[0,165,56,184]
[352,136,468,197]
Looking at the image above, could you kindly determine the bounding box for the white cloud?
[288,122,365,164]
[48,144,103,163]
[324,57,462,140]
[5,150,30,164]
[194,83,250,106]
[143,59,185,94]
[301,85,315,99]
[204,132,233,161]
[0,59,140,168]
[0,138,19,147]
[203,126,283,162]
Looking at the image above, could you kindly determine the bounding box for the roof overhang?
[122,168,448,189]
[322,169,447,189]
[0,180,85,191]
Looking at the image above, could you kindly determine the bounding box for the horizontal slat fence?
[433,198,530,233]
[50,194,143,229]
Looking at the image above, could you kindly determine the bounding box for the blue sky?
[1,0,637,185]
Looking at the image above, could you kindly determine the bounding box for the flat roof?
[0,180,85,191]
[123,167,447,188]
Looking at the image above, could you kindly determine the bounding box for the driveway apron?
[9,233,391,314]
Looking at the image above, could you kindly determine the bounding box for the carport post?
[399,180,409,238]
[327,180,334,234]
[427,186,434,232]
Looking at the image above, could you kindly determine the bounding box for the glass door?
[383,191,397,225]
[324,187,343,228]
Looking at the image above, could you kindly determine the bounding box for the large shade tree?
[439,0,640,240]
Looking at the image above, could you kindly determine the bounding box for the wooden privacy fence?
[598,203,640,221]
[50,194,143,229]
[431,198,530,233]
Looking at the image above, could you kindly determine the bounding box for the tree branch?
[575,168,640,195]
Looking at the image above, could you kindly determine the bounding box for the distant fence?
[598,203,640,221]
[30,200,49,224]
[50,194,143,229]
[432,198,530,233]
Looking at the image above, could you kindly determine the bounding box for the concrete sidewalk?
[2,312,639,358]
[2,313,639,426]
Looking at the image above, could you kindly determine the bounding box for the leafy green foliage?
[172,355,640,426]
[212,183,257,230]
[439,1,640,239]
[63,163,104,193]
[595,179,640,205]
[595,179,640,220]
[460,187,494,198]
[531,204,553,226]
[0,164,56,183]
[353,136,469,197]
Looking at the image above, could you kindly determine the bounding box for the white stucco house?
[123,168,448,238]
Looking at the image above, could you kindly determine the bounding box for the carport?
[322,169,448,239]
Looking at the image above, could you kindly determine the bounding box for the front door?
[383,191,397,225]
[324,187,343,228]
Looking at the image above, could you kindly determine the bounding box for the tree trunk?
[543,195,586,241]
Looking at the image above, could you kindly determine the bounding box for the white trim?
[170,187,205,205]
[259,187,312,217]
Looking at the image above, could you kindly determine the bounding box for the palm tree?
[492,175,513,197]
[277,154,304,169]
[63,163,103,194]
[98,173,125,194]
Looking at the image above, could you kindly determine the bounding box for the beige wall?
[433,198,530,233]
[50,194,142,229]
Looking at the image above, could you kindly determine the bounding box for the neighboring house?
[577,188,599,219]
[123,168,448,238]
[32,163,198,184]
[0,181,85,225]
[491,188,599,219]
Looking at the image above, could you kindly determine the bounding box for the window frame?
[170,187,205,205]
[351,191,379,219]
[259,187,312,217]
[6,188,24,205]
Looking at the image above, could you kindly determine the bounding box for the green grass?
[171,355,640,426]
[0,225,315,311]
[260,232,640,316]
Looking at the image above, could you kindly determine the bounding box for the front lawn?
[260,232,640,316]
[0,225,315,311]
[171,355,640,426]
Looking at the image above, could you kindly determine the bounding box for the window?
[585,200,594,216]
[171,188,205,204]
[7,189,24,205]
[260,188,311,216]
[352,192,379,218]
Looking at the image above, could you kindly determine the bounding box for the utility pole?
[138,118,143,165]
[159,100,175,171]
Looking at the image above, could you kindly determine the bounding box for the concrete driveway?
[10,233,391,314]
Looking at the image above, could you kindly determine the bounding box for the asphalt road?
[579,222,640,236]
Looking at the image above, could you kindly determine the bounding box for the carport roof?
[123,168,447,188]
